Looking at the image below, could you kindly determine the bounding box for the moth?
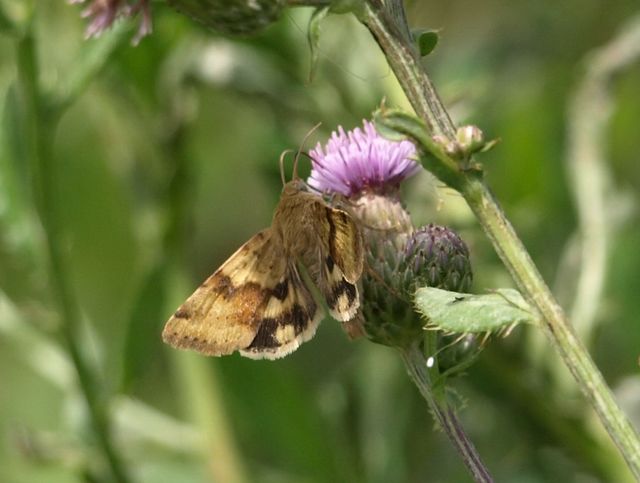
[162,169,364,360]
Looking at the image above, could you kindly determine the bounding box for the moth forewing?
[323,205,364,283]
[162,230,280,356]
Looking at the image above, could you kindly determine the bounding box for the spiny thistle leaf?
[414,287,537,333]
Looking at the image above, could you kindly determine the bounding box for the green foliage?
[414,287,535,333]
[414,29,438,57]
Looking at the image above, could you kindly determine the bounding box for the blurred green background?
[1,0,640,482]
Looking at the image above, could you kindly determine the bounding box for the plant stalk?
[460,178,640,476]
[16,31,132,483]
[361,0,640,477]
[400,345,493,483]
[362,0,454,139]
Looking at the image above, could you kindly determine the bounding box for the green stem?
[460,178,640,477]
[362,0,454,139]
[16,31,132,483]
[400,345,493,483]
[360,0,640,476]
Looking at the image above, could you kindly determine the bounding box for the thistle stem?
[460,178,640,477]
[16,30,132,483]
[362,0,454,139]
[400,345,493,483]
[361,0,640,477]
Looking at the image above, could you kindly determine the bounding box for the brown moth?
[162,174,364,360]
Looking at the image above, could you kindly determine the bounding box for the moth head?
[281,177,310,196]
[278,150,309,194]
[279,122,322,189]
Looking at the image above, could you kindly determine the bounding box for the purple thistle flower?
[308,120,419,197]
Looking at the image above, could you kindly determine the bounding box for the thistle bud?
[167,0,285,35]
[361,226,422,347]
[401,224,472,294]
[433,125,497,163]
[361,223,472,347]
[455,125,484,155]
[355,194,418,347]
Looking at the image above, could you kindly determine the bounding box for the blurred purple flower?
[308,120,419,197]
[71,0,152,44]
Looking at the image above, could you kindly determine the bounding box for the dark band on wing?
[325,208,337,256]
[326,255,335,272]
[246,302,316,350]
[271,280,289,301]
[326,280,358,309]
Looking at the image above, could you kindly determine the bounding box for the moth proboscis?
[162,154,364,360]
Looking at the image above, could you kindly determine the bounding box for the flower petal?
[308,120,419,197]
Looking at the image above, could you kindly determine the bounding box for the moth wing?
[320,204,364,283]
[318,251,360,322]
[240,263,322,360]
[314,203,364,322]
[162,229,282,357]
[163,229,323,359]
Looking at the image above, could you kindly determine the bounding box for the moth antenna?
[279,150,294,186]
[292,122,322,180]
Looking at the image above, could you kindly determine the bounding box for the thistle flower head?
[308,120,471,349]
[308,120,419,197]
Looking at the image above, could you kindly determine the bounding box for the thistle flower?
[71,0,152,44]
[308,120,472,348]
[309,120,419,197]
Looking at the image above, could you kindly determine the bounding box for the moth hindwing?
[162,178,364,359]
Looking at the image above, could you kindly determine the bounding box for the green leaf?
[414,287,537,333]
[415,29,439,57]
[307,6,329,83]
